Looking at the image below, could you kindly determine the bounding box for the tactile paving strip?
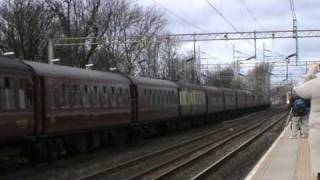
[294,138,312,180]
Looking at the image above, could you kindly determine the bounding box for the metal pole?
[198,45,201,84]
[263,43,265,62]
[232,45,237,81]
[293,19,299,65]
[192,34,196,83]
[286,58,289,80]
[48,39,54,64]
[254,31,257,58]
[295,34,299,65]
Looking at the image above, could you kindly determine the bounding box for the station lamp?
[85,63,94,70]
[3,51,15,56]
[50,58,60,63]
[109,67,118,71]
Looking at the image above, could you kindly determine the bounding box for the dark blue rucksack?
[292,98,307,116]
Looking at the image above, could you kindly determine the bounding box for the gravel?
[0,108,279,180]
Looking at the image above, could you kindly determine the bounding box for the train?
[0,55,270,161]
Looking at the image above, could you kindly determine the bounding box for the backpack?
[292,98,307,116]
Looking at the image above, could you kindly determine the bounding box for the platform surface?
[245,126,312,180]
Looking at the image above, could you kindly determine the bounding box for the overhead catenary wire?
[204,0,240,32]
[239,0,265,30]
[239,0,286,59]
[152,0,208,32]
[204,0,263,55]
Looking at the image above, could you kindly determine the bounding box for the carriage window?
[161,91,164,105]
[165,91,167,105]
[18,79,32,109]
[144,89,148,105]
[59,84,69,108]
[82,85,90,108]
[151,90,155,105]
[90,85,100,108]
[0,77,15,110]
[159,90,161,105]
[118,87,123,107]
[125,89,129,106]
[150,90,154,105]
[100,86,109,107]
[158,90,161,105]
[110,87,117,107]
[156,90,160,105]
[4,77,13,88]
[147,89,151,105]
[171,91,175,104]
[70,85,81,108]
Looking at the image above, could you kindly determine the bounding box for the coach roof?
[23,60,130,83]
[0,56,32,73]
[177,81,204,90]
[203,86,223,92]
[129,76,177,88]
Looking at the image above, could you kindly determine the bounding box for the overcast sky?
[136,0,320,85]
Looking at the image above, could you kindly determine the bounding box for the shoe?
[289,136,297,139]
[317,173,320,180]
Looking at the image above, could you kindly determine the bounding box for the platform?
[245,126,312,180]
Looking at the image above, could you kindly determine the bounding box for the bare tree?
[0,0,189,80]
[98,2,167,75]
[0,0,56,60]
[247,63,272,93]
[45,0,104,66]
[204,67,236,88]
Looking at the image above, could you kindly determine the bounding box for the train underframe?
[2,105,270,163]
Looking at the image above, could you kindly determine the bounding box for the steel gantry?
[50,29,320,62]
[52,29,320,45]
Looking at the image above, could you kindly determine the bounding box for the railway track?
[190,112,287,180]
[79,108,286,180]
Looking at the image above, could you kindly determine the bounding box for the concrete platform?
[245,126,312,180]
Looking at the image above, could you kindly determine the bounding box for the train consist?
[0,56,270,160]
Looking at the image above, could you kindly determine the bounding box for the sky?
[136,0,320,86]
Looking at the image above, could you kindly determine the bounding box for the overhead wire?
[239,0,285,59]
[152,0,215,65]
[239,0,265,30]
[152,0,208,32]
[204,0,263,55]
[204,0,240,32]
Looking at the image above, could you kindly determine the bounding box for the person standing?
[294,63,320,179]
[288,95,309,138]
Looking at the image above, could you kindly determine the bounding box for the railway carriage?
[204,86,224,115]
[245,90,255,109]
[0,57,34,144]
[221,88,237,111]
[0,56,271,161]
[129,76,179,123]
[235,90,247,110]
[253,94,259,107]
[24,61,132,135]
[177,82,206,118]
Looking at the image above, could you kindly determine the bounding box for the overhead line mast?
[289,0,298,65]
